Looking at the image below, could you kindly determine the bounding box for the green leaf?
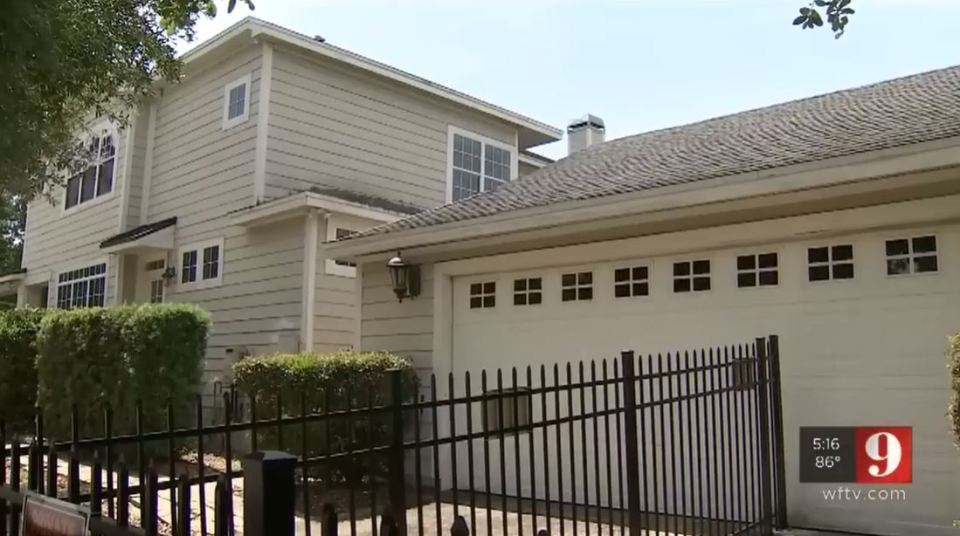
[793,15,807,25]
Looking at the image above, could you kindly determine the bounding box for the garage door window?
[484,388,531,433]
[470,282,496,309]
[737,253,778,288]
[561,272,593,302]
[808,245,854,281]
[674,260,710,292]
[513,278,542,306]
[886,236,937,275]
[614,266,649,298]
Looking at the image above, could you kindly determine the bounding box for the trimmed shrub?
[949,331,960,448]
[233,350,416,482]
[0,308,46,432]
[36,304,210,440]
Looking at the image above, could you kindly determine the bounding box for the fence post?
[387,369,408,536]
[767,335,788,530]
[755,337,774,534]
[620,351,643,535]
[243,450,298,536]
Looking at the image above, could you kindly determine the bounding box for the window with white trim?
[886,236,938,275]
[808,245,854,282]
[674,260,710,292]
[614,266,649,298]
[737,253,778,288]
[561,272,593,302]
[326,225,358,277]
[150,280,164,303]
[65,132,116,210]
[179,239,224,289]
[513,278,542,306]
[56,262,107,309]
[450,129,513,202]
[222,75,251,129]
[484,387,532,433]
[469,282,496,309]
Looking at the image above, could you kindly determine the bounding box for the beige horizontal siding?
[22,120,130,304]
[265,46,519,207]
[360,263,435,370]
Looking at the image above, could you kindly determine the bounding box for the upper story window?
[808,244,854,282]
[222,75,251,130]
[56,262,107,309]
[449,127,514,202]
[179,238,224,290]
[886,235,938,275]
[65,133,116,210]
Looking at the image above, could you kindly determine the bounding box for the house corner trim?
[139,102,158,225]
[300,209,320,352]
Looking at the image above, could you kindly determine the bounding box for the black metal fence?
[0,335,785,536]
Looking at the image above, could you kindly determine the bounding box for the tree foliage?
[0,0,253,201]
[793,0,856,38]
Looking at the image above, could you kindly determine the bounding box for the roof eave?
[177,18,562,145]
[327,135,960,261]
[231,192,407,227]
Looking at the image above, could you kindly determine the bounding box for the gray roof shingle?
[354,65,960,240]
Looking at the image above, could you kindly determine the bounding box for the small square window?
[674,260,710,293]
[808,244,854,282]
[561,271,593,302]
[737,253,778,289]
[886,235,938,276]
[513,278,542,307]
[614,265,649,298]
[484,388,532,433]
[470,281,496,309]
[222,75,251,129]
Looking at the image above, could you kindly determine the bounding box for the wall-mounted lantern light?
[387,251,420,303]
[161,266,177,286]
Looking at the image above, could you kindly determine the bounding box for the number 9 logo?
[856,427,911,483]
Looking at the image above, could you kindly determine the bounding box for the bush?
[949,331,960,448]
[233,350,416,482]
[36,304,210,440]
[0,308,46,432]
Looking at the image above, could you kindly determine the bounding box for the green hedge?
[233,350,416,482]
[0,308,45,432]
[949,332,960,448]
[36,304,210,440]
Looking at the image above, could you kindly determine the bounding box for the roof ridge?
[599,63,960,151]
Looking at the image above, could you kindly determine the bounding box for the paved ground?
[6,454,758,536]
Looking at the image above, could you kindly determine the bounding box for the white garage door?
[450,231,960,536]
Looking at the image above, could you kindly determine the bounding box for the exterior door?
[137,255,167,303]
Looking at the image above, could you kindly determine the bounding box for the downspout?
[300,209,322,352]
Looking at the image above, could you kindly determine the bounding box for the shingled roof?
[354,65,960,240]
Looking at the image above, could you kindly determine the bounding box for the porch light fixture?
[387,251,420,303]
[161,266,176,286]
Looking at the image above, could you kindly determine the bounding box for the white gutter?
[327,135,960,259]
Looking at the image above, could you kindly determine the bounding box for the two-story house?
[11,17,562,388]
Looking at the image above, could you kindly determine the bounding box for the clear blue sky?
[183,0,960,160]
